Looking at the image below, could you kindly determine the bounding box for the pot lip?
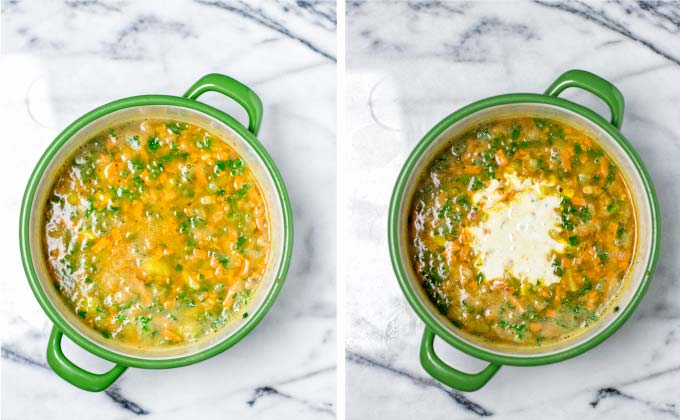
[19,94,294,369]
[388,92,661,366]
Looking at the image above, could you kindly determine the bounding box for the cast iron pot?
[388,69,660,391]
[20,74,293,391]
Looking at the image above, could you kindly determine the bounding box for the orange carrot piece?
[91,237,110,253]
[495,150,508,166]
[463,165,482,175]
[607,222,618,236]
[560,150,572,171]
[553,285,565,306]
[508,294,525,312]
[162,329,182,342]
[196,165,208,185]
[572,197,586,206]
[600,158,609,177]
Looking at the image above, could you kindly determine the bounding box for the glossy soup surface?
[44,119,270,347]
[409,117,636,347]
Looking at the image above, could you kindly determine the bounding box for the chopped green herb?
[196,135,212,150]
[138,316,152,332]
[468,177,484,191]
[511,126,520,140]
[595,244,608,262]
[578,277,593,296]
[166,121,189,135]
[148,136,161,151]
[533,118,549,129]
[236,234,247,254]
[573,143,582,155]
[616,225,625,239]
[438,200,452,219]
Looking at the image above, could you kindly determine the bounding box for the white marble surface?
[345,1,679,419]
[0,1,335,418]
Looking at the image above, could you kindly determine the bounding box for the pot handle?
[420,327,501,392]
[545,69,625,129]
[183,73,263,136]
[46,326,127,392]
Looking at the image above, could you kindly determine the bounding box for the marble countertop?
[345,1,679,419]
[1,1,336,419]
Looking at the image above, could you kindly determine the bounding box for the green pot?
[388,70,660,391]
[19,74,294,391]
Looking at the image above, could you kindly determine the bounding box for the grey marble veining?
[345,1,679,419]
[0,0,335,419]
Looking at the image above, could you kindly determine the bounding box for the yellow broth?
[409,117,636,347]
[44,119,270,347]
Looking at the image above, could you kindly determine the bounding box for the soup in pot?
[44,119,270,348]
[409,117,636,347]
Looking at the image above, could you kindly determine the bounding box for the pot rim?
[19,94,294,369]
[388,92,661,366]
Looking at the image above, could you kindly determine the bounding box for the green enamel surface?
[420,327,501,392]
[544,69,625,129]
[47,327,128,392]
[389,71,660,390]
[20,76,293,384]
[183,73,264,135]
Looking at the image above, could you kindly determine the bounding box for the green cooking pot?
[19,74,294,391]
[388,70,660,391]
